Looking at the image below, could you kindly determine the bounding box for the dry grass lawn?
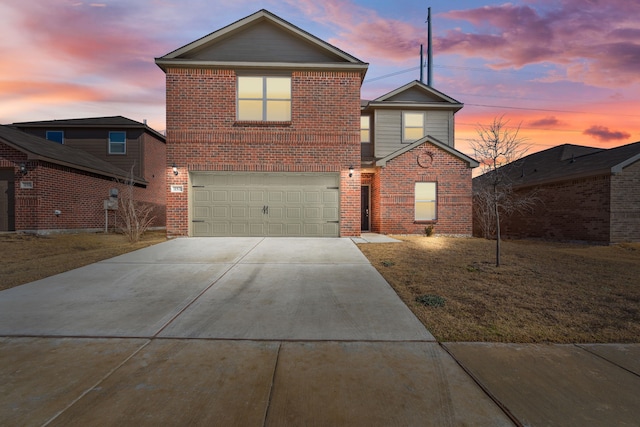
[358,236,640,343]
[0,231,167,291]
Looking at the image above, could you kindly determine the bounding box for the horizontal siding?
[373,110,452,158]
[183,21,342,63]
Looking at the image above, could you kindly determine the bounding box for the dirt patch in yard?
[358,236,640,343]
[0,231,167,291]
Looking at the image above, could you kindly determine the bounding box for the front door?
[361,185,370,232]
[0,169,16,232]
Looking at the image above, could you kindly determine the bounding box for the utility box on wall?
[104,199,118,210]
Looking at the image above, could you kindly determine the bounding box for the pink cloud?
[282,0,422,63]
[583,125,631,142]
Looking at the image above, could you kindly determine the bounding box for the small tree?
[117,168,155,243]
[471,115,538,266]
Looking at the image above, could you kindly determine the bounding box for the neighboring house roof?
[0,125,146,184]
[155,9,368,78]
[479,141,640,188]
[363,81,463,112]
[376,135,479,168]
[11,116,166,142]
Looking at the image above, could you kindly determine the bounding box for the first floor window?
[109,131,126,154]
[46,131,64,144]
[415,182,437,221]
[237,76,291,121]
[403,112,425,142]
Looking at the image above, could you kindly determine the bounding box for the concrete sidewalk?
[1,237,638,426]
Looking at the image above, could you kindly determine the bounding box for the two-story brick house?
[156,9,477,237]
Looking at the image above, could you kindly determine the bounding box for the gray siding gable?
[156,10,368,74]
[383,86,443,103]
[180,20,345,63]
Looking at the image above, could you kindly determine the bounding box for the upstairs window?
[360,116,371,143]
[108,131,126,154]
[237,76,291,121]
[415,182,437,221]
[403,112,425,143]
[46,130,64,144]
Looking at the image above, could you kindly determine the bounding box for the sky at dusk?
[1,0,639,158]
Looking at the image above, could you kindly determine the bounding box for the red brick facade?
[611,160,640,242]
[164,68,362,236]
[501,175,612,242]
[372,143,474,235]
[500,161,640,243]
[1,137,165,233]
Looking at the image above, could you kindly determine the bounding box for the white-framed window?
[415,182,437,221]
[46,130,64,144]
[403,112,425,143]
[108,131,126,154]
[237,76,291,121]
[360,116,371,143]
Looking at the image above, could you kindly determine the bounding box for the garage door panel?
[191,173,339,237]
[323,190,338,203]
[193,206,211,219]
[323,207,339,221]
[304,207,321,220]
[286,191,302,203]
[286,207,302,220]
[230,207,248,219]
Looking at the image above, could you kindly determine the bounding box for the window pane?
[46,131,64,144]
[416,202,436,220]
[416,182,436,200]
[109,132,126,143]
[266,77,291,99]
[238,100,264,121]
[238,77,263,98]
[404,127,424,141]
[361,129,370,143]
[404,113,424,127]
[266,100,291,121]
[110,143,125,154]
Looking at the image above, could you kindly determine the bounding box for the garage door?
[190,172,340,237]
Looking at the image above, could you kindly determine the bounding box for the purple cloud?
[529,116,561,127]
[583,125,631,142]
[438,0,640,87]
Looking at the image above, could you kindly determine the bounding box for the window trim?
[45,130,64,144]
[360,115,371,143]
[108,131,126,155]
[402,111,426,143]
[415,182,437,222]
[237,75,292,122]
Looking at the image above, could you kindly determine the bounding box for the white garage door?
[190,172,340,237]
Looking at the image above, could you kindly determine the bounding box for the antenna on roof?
[427,6,433,86]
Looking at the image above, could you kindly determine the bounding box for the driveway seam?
[262,341,282,427]
[41,339,152,427]
[575,344,640,378]
[152,238,265,338]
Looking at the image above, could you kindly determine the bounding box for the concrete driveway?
[0,237,512,426]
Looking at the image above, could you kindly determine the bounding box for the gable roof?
[11,116,165,142]
[364,81,463,112]
[376,135,479,168]
[155,9,368,77]
[480,141,640,187]
[0,125,145,184]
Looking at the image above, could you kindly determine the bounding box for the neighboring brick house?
[473,142,640,243]
[155,9,477,237]
[0,122,166,233]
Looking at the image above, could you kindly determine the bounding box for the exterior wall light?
[19,163,27,175]
[172,163,179,176]
[349,165,354,178]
